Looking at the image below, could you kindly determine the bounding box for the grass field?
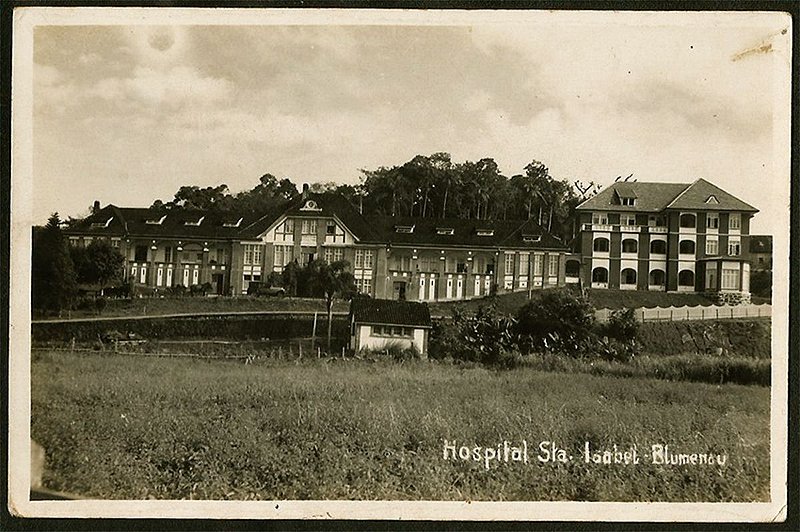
[31,351,770,502]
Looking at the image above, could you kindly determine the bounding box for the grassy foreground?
[31,352,770,502]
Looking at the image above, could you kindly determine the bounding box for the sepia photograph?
[7,6,792,522]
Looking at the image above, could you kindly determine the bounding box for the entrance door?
[212,273,224,295]
[393,281,406,301]
[705,268,716,290]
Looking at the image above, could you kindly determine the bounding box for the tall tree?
[71,239,125,293]
[32,214,77,314]
[308,259,357,350]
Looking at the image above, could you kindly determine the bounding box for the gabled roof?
[576,182,688,212]
[749,235,772,253]
[238,192,382,241]
[665,178,757,212]
[362,215,567,250]
[350,298,431,328]
[576,179,757,213]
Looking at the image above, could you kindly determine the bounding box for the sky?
[30,11,790,234]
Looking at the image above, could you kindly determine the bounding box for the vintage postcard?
[7,6,792,522]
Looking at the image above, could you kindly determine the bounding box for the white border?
[8,7,792,522]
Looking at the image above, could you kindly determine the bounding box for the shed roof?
[349,298,432,328]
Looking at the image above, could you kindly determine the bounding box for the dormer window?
[621,197,636,206]
[146,215,167,225]
[476,229,494,237]
[184,216,205,226]
[300,200,322,212]
[705,195,719,204]
[436,227,454,235]
[222,217,243,228]
[91,217,114,228]
[522,234,541,243]
[395,225,415,234]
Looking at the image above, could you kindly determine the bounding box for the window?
[326,221,336,235]
[706,237,719,256]
[679,240,696,255]
[728,238,741,256]
[565,260,580,277]
[277,219,294,235]
[648,215,666,227]
[650,240,667,254]
[324,247,344,263]
[592,213,608,225]
[476,229,494,237]
[134,245,148,262]
[110,238,120,248]
[216,248,227,264]
[184,216,205,227]
[395,225,415,234]
[164,247,172,263]
[519,254,529,277]
[593,238,610,252]
[621,197,636,206]
[620,214,636,226]
[678,270,695,287]
[362,277,372,295]
[722,267,740,290]
[649,269,665,286]
[392,255,412,271]
[371,325,412,338]
[592,267,608,283]
[680,213,696,228]
[364,250,374,269]
[504,254,515,275]
[621,268,637,285]
[533,254,543,276]
[355,249,364,268]
[274,245,294,267]
[436,227,455,235]
[456,261,468,274]
[548,255,559,277]
[706,213,719,229]
[486,262,495,275]
[301,219,317,235]
[243,244,263,265]
[622,239,638,253]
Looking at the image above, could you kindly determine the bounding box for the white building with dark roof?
[575,178,758,303]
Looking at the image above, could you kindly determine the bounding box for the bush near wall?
[31,315,350,343]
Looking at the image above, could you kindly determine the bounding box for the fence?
[595,303,772,323]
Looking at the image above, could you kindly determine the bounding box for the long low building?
[64,190,572,301]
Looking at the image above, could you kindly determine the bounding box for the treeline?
[145,153,602,242]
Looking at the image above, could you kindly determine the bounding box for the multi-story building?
[575,178,757,303]
[65,190,571,301]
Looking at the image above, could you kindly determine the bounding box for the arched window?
[649,269,665,286]
[592,267,608,283]
[680,213,696,228]
[593,238,609,252]
[678,270,695,287]
[650,240,667,254]
[621,268,637,285]
[565,260,581,277]
[679,240,696,254]
[622,239,638,253]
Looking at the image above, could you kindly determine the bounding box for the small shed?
[349,298,432,357]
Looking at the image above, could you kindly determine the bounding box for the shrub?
[94,297,108,315]
[602,308,639,342]
[515,289,596,355]
[429,305,517,366]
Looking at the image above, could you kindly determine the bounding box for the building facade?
[575,178,758,303]
[65,191,571,301]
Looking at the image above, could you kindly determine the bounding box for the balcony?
[648,226,668,234]
[584,223,613,231]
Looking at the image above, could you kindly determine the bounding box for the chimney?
[302,183,310,198]
[92,200,101,214]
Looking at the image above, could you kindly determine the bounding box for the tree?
[32,214,77,314]
[307,259,357,350]
[71,239,125,293]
